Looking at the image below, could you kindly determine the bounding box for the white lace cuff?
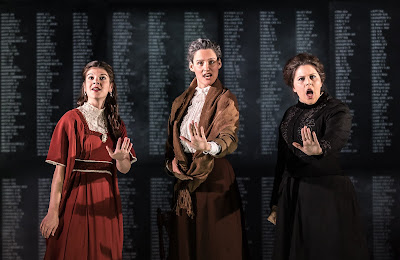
[203,141,221,156]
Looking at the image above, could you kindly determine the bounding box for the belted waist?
[73,159,114,176]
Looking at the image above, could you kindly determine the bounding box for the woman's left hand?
[180,121,211,153]
[292,126,323,156]
[106,137,132,161]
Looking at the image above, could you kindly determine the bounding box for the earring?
[109,92,113,97]
[84,91,87,96]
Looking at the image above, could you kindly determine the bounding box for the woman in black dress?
[268,53,369,260]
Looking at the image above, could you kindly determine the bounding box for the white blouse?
[180,86,221,155]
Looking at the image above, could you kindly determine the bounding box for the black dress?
[270,92,369,260]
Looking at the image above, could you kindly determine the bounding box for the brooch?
[101,133,108,143]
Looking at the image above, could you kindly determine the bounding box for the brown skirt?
[167,157,249,260]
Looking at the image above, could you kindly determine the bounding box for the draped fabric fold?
[165,77,239,217]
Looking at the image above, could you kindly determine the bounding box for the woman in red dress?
[40,61,137,260]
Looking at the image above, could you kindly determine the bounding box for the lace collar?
[195,86,211,95]
[77,102,108,134]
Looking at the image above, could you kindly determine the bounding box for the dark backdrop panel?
[0,1,399,259]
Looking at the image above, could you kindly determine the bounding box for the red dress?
[44,108,136,260]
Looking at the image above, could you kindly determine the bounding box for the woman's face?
[84,67,113,106]
[292,64,322,105]
[189,49,222,88]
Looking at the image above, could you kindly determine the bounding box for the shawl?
[165,78,239,217]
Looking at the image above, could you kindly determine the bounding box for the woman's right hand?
[292,126,323,156]
[267,205,278,225]
[40,209,59,239]
[172,157,183,175]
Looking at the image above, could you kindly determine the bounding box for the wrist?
[206,142,211,152]
[48,207,59,216]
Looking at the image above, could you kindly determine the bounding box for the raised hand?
[180,121,211,153]
[292,126,323,156]
[106,137,132,161]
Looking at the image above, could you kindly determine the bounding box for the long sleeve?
[212,93,239,158]
[289,98,352,177]
[270,127,287,209]
[318,103,352,156]
[299,101,352,165]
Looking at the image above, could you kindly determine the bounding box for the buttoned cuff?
[203,141,221,156]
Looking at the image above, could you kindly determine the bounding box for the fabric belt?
[73,159,113,176]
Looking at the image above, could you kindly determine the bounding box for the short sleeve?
[120,120,137,164]
[45,112,73,167]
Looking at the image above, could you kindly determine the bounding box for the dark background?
[0,0,399,259]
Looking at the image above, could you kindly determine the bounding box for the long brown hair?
[77,60,122,142]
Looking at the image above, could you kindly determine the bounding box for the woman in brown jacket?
[165,38,248,259]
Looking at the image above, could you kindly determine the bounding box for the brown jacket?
[165,78,239,217]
